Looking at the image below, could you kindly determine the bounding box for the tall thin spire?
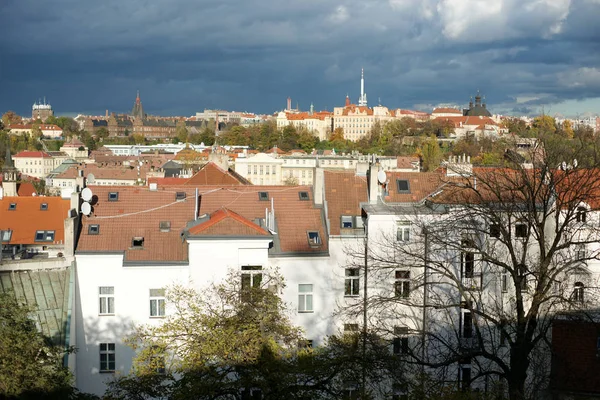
[358,68,368,107]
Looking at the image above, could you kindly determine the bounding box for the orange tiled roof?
[433,116,497,128]
[13,151,52,158]
[184,162,250,186]
[77,186,197,262]
[324,171,368,236]
[17,182,37,196]
[0,197,71,245]
[188,208,270,236]
[397,156,420,170]
[147,177,189,186]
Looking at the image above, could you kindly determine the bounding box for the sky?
[1,0,600,118]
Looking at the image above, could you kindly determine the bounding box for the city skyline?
[2,0,600,118]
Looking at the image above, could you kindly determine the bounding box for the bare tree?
[344,135,600,400]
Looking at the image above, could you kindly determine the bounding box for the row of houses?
[2,144,599,398]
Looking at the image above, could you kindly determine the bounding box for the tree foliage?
[0,291,76,399]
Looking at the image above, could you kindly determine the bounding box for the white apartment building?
[276,111,333,141]
[195,109,242,124]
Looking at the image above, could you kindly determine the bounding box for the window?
[108,192,119,201]
[241,266,262,300]
[159,221,171,232]
[576,207,587,223]
[460,364,471,391]
[341,215,354,228]
[515,223,528,238]
[395,270,410,298]
[298,284,313,312]
[396,179,410,194]
[150,288,166,317]
[40,203,48,211]
[34,230,55,242]
[258,191,269,201]
[8,203,16,211]
[1,230,12,241]
[573,282,584,303]
[345,268,360,296]
[307,231,321,246]
[99,286,115,315]
[175,192,186,200]
[392,383,409,400]
[298,191,309,201]
[501,273,508,293]
[461,252,475,279]
[576,245,587,261]
[131,237,144,248]
[99,343,115,372]
[488,224,501,238]
[396,221,410,242]
[88,224,100,235]
[393,326,409,355]
[461,308,473,339]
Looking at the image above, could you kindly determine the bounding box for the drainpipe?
[422,227,429,380]
[362,227,369,398]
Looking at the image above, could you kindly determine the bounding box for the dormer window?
[307,231,321,246]
[132,237,144,248]
[108,192,119,202]
[341,216,354,228]
[298,191,310,201]
[40,203,48,211]
[258,192,269,201]
[175,192,186,201]
[159,221,171,232]
[396,179,410,194]
[88,224,100,235]
[8,203,16,211]
[35,230,55,242]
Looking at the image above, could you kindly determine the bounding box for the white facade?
[13,153,55,179]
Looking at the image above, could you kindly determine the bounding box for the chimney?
[313,167,324,206]
[105,109,109,118]
[368,162,379,204]
[287,97,292,111]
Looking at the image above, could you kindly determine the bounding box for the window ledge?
[149,316,165,319]
[99,370,115,374]
[298,311,314,314]
[99,313,115,316]
[344,295,360,298]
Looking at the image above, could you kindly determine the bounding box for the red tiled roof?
[147,177,188,186]
[324,171,368,236]
[432,116,497,128]
[184,162,250,186]
[77,186,197,261]
[0,197,71,245]
[384,171,444,203]
[188,208,270,236]
[13,151,52,158]
[195,185,327,254]
[397,156,420,170]
[17,182,37,196]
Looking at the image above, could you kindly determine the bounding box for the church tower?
[2,145,18,197]
[131,90,145,120]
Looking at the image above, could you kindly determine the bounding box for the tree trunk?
[508,344,530,400]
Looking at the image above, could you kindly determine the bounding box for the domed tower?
[2,145,18,197]
[463,91,492,117]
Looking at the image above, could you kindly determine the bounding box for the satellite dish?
[81,187,93,202]
[81,202,92,216]
[561,161,567,171]
[87,173,96,184]
[377,170,387,184]
[573,159,578,168]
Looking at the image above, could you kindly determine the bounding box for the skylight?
[258,192,269,201]
[175,192,186,201]
[8,203,16,211]
[396,179,410,194]
[298,191,310,201]
[307,231,321,246]
[88,224,100,235]
[40,203,48,211]
[108,192,119,202]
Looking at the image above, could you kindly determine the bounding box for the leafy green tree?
[132,134,146,145]
[176,124,189,143]
[532,115,557,135]
[0,291,75,399]
[297,129,319,153]
[419,137,443,171]
[96,127,109,140]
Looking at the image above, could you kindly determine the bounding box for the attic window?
[40,203,48,211]
[8,203,16,211]
[299,191,310,201]
[1,230,12,241]
[35,230,55,242]
[258,192,269,201]
[108,192,119,202]
[175,192,186,201]
[88,224,100,235]
[159,221,171,232]
[396,179,410,194]
[132,237,144,248]
[307,231,321,246]
[341,216,354,228]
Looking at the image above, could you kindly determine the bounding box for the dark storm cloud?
[1,0,600,117]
